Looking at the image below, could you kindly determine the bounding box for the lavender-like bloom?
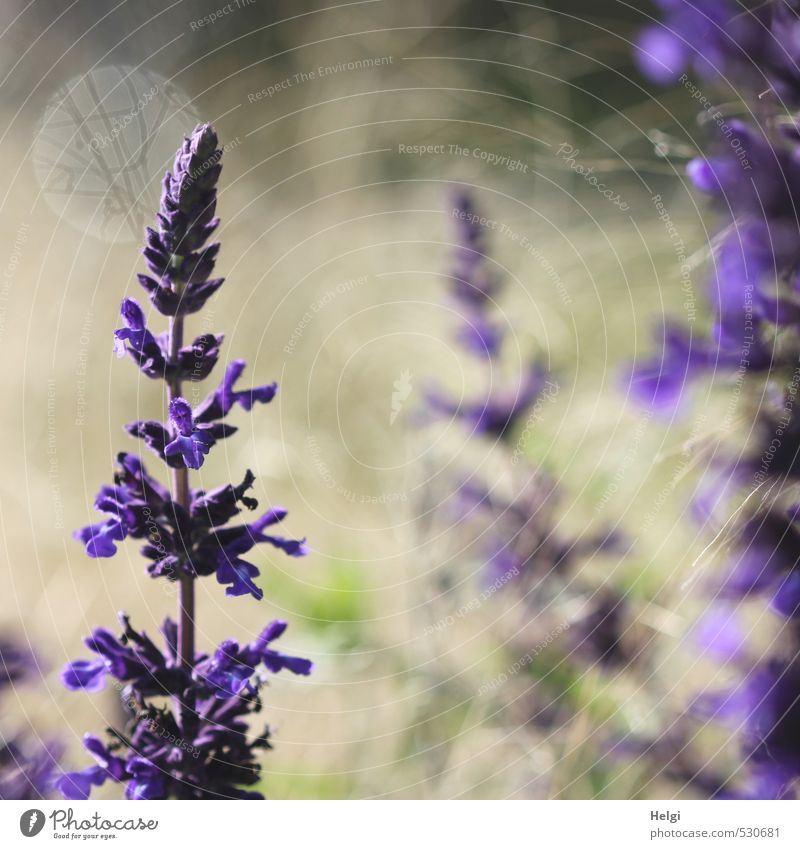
[447,190,504,354]
[61,125,312,800]
[426,192,552,438]
[57,617,310,800]
[114,298,222,382]
[635,0,800,99]
[629,0,800,799]
[425,192,621,665]
[702,659,800,799]
[675,389,800,798]
[0,640,61,799]
[627,118,800,412]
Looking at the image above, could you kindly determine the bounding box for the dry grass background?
[0,0,750,798]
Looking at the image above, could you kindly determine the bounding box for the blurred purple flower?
[0,640,61,800]
[635,1,800,99]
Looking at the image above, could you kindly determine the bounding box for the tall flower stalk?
[57,125,311,800]
[630,1,800,799]
[424,190,625,666]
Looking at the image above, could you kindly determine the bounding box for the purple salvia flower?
[137,124,224,316]
[627,119,800,413]
[628,0,800,799]
[634,0,800,100]
[693,658,800,799]
[114,298,223,382]
[164,398,215,470]
[447,190,504,357]
[58,616,310,800]
[0,739,62,801]
[428,192,553,438]
[194,359,278,423]
[424,191,620,668]
[0,640,62,800]
[205,508,308,601]
[0,640,35,687]
[60,124,311,800]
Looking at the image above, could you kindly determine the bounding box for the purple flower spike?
[137,124,225,318]
[62,124,311,800]
[626,0,800,801]
[418,185,624,768]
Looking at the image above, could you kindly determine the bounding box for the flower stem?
[168,304,195,674]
